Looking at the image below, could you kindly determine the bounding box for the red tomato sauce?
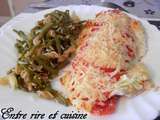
[91,96,120,115]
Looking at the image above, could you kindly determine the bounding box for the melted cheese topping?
[61,10,151,112]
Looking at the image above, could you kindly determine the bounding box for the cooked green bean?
[13,29,28,41]
[5,10,84,106]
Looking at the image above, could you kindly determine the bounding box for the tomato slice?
[100,67,115,73]
[91,96,120,115]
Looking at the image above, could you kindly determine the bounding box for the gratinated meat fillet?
[61,10,152,115]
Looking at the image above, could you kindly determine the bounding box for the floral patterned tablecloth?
[24,0,160,31]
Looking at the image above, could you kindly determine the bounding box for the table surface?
[23,0,160,31]
[25,0,160,18]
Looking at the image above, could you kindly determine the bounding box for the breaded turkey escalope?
[61,10,152,115]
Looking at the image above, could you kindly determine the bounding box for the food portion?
[0,8,154,116]
[61,10,153,115]
[0,10,83,105]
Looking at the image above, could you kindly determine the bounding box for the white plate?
[0,5,160,120]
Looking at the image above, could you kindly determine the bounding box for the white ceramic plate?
[0,5,160,120]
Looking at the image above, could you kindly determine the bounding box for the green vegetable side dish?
[1,10,84,106]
